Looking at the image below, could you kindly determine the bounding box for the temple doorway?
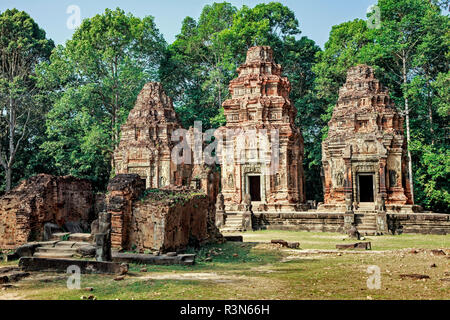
[358,174,374,202]
[248,175,261,202]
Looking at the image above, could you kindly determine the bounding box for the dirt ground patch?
[0,231,448,300]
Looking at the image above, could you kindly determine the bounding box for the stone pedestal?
[95,233,111,262]
[242,211,253,231]
[215,210,225,228]
[343,213,355,233]
[376,213,388,235]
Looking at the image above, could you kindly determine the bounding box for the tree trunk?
[6,95,15,192]
[5,166,11,192]
[402,57,414,203]
[426,79,434,145]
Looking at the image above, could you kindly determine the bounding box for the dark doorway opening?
[249,176,261,201]
[359,175,374,202]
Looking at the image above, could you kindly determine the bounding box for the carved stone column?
[379,157,387,206]
[343,148,354,233]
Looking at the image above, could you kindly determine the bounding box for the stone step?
[33,252,75,259]
[224,224,243,228]
[225,220,243,224]
[50,233,93,242]
[54,241,91,248]
[226,216,243,221]
[220,229,243,233]
[50,232,71,241]
[69,233,93,242]
[33,241,59,247]
[35,247,78,253]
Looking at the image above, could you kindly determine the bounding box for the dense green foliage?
[0,9,54,192]
[0,1,448,212]
[39,8,166,189]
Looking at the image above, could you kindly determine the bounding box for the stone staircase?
[354,212,378,236]
[33,233,93,259]
[220,213,244,233]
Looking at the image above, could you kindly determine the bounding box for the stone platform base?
[226,203,310,213]
[250,211,449,235]
[111,252,195,266]
[387,213,450,235]
[18,257,125,274]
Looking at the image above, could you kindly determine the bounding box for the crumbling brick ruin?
[114,82,192,189]
[0,174,94,249]
[320,65,416,213]
[217,46,306,213]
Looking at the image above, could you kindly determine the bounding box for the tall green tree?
[362,0,447,202]
[0,9,54,191]
[313,19,372,127]
[160,2,238,129]
[40,8,166,189]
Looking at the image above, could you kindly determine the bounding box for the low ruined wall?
[255,212,345,233]
[130,190,209,252]
[0,174,93,249]
[388,213,450,235]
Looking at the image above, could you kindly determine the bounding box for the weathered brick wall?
[0,174,93,249]
[130,190,210,252]
[106,174,145,249]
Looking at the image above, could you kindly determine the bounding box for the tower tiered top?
[328,64,403,139]
[222,46,297,129]
[116,82,181,150]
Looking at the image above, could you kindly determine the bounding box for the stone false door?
[241,164,267,205]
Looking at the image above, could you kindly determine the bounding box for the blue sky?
[0,0,377,48]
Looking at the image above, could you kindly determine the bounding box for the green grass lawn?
[1,231,448,300]
[240,230,449,250]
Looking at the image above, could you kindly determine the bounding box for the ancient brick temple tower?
[218,46,306,213]
[114,82,191,188]
[320,65,414,213]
